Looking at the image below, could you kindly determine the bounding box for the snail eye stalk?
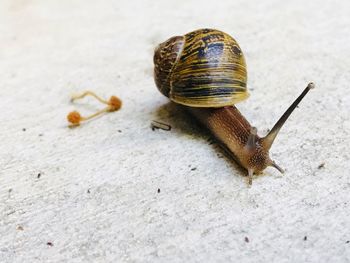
[262,82,315,151]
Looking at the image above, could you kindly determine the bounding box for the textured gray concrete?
[1,0,349,262]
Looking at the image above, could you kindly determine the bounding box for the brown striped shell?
[154,29,249,107]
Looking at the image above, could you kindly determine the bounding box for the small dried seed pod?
[67,91,122,127]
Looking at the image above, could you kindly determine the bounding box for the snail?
[153,28,314,185]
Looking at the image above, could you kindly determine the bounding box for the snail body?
[154,29,313,184]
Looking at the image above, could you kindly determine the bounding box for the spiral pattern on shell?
[154,29,249,107]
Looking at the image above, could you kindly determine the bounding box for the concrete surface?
[1,0,349,262]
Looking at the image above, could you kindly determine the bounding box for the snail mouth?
[247,160,284,185]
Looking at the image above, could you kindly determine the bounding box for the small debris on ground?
[245,237,249,243]
[157,188,160,193]
[17,226,24,231]
[118,130,122,133]
[304,236,307,241]
[87,189,90,194]
[22,128,26,131]
[346,240,349,244]
[7,211,15,216]
[318,162,325,169]
[191,167,197,171]
[151,120,171,131]
[37,173,41,179]
[47,242,53,247]
[67,92,122,127]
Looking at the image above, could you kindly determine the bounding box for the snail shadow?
[153,102,247,181]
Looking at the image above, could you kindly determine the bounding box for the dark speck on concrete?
[318,162,325,169]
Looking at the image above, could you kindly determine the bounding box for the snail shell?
[154,29,249,107]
